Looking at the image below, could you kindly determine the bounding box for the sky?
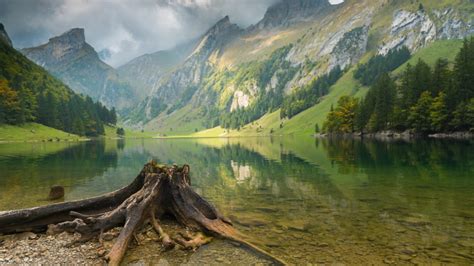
[0,0,344,67]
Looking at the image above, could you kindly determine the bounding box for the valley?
[0,0,473,265]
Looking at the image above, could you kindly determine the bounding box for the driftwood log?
[0,162,285,265]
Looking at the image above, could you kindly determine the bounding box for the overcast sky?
[0,0,344,67]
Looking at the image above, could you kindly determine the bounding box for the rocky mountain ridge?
[121,0,474,132]
[0,23,13,47]
[250,0,333,31]
[21,29,136,110]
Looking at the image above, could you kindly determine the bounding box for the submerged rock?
[48,185,65,200]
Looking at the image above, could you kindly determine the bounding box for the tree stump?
[0,161,285,265]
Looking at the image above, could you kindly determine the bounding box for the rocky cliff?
[122,0,473,131]
[250,0,333,30]
[127,16,243,125]
[117,39,198,101]
[0,23,13,47]
[21,29,136,109]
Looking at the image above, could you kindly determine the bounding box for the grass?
[0,123,82,142]
[393,39,464,76]
[144,105,207,136]
[0,123,155,143]
[277,68,366,136]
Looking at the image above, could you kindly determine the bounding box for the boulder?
[48,186,65,200]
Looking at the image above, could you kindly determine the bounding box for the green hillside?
[0,36,116,137]
[0,123,82,142]
[189,39,467,137]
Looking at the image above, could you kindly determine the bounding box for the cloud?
[0,0,341,67]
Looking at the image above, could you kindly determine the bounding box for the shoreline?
[0,222,271,265]
[314,131,474,140]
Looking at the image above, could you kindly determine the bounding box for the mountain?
[0,23,12,47]
[0,24,116,136]
[117,39,198,100]
[250,0,333,30]
[124,15,243,127]
[122,0,473,134]
[21,28,136,110]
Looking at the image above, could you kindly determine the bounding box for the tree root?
[175,231,212,251]
[0,161,286,265]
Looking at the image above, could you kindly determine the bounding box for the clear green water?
[0,138,473,264]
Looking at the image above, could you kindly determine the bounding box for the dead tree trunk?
[0,162,286,266]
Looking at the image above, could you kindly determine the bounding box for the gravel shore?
[0,222,272,265]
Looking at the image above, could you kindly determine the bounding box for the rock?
[13,232,37,241]
[97,248,107,257]
[458,240,474,248]
[48,185,65,200]
[102,232,115,241]
[0,23,12,47]
[397,216,432,227]
[318,242,329,248]
[329,26,369,71]
[401,247,416,255]
[399,254,412,261]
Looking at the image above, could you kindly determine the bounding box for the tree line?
[0,40,116,136]
[323,37,474,134]
[281,66,343,119]
[353,46,411,86]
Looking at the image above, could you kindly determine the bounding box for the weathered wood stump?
[0,161,285,265]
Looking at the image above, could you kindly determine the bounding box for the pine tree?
[466,98,474,131]
[315,123,320,133]
[430,92,449,132]
[431,58,451,96]
[409,91,433,133]
[451,102,468,131]
[453,38,474,104]
[369,74,396,131]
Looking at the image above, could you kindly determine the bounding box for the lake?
[0,137,473,264]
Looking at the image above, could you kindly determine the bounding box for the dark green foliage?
[281,66,343,119]
[323,96,358,133]
[0,40,116,136]
[116,127,125,136]
[326,37,474,134]
[354,47,411,86]
[0,80,22,124]
[314,123,320,133]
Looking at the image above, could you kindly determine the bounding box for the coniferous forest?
[323,37,474,134]
[0,40,116,136]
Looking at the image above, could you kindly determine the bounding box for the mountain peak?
[49,28,86,45]
[253,0,332,30]
[0,23,13,47]
[22,27,92,63]
[191,16,242,58]
[205,15,238,35]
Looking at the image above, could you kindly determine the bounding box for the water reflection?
[0,137,472,264]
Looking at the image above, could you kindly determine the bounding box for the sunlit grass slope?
[0,123,81,142]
